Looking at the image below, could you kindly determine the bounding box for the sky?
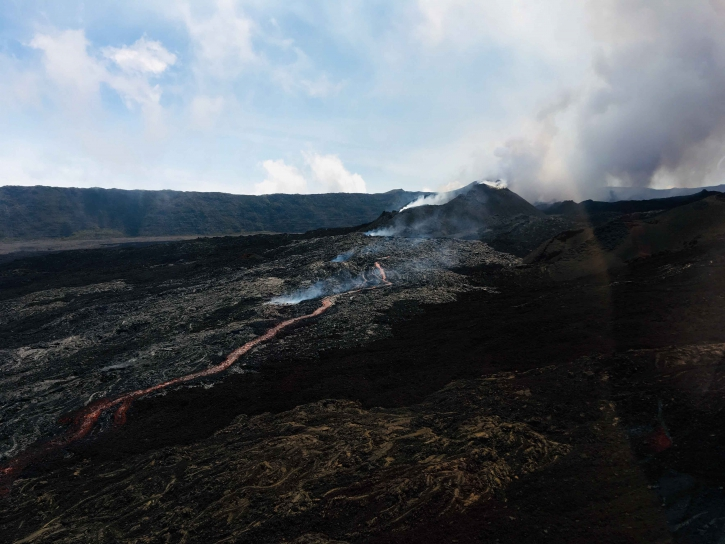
[1,0,725,201]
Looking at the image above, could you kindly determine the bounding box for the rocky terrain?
[528,193,725,279]
[2,189,725,542]
[541,189,720,227]
[0,232,515,485]
[1,376,572,543]
[368,183,573,256]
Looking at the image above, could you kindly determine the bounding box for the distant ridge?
[540,183,725,204]
[543,189,720,219]
[0,186,427,240]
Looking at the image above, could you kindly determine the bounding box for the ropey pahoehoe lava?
[0,258,399,491]
[0,235,513,494]
[5,190,725,542]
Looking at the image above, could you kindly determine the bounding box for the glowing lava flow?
[374,261,391,285]
[0,297,333,494]
[0,261,391,494]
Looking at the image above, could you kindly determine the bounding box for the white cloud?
[176,3,342,98]
[8,0,723,198]
[0,142,253,193]
[103,37,176,75]
[181,0,257,78]
[0,145,106,188]
[28,29,175,124]
[29,30,105,98]
[415,0,589,63]
[253,154,366,194]
[305,153,366,193]
[274,67,345,98]
[103,38,175,113]
[254,159,308,194]
[109,76,162,110]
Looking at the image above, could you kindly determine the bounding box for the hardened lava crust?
[3,206,725,542]
[0,233,515,471]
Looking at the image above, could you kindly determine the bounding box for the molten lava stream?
[0,262,392,495]
[374,261,391,284]
[0,296,334,494]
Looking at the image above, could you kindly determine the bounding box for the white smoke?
[400,191,459,211]
[365,227,398,237]
[268,268,386,305]
[400,180,506,211]
[482,180,507,190]
[482,0,725,200]
[269,281,327,305]
[331,249,355,262]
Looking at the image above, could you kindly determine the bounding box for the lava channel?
[0,262,391,495]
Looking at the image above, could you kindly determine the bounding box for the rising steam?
[269,281,329,305]
[482,0,725,201]
[400,180,506,211]
[269,268,386,305]
[365,227,397,237]
[331,249,355,262]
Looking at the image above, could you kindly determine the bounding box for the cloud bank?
[254,154,366,194]
[28,30,175,115]
[475,0,725,200]
[306,153,367,193]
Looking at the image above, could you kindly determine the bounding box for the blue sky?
[2,1,725,200]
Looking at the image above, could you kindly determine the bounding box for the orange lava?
[374,261,390,284]
[0,296,334,494]
[0,261,392,495]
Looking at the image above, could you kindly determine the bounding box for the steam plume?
[400,180,506,211]
[331,249,355,263]
[486,0,725,200]
[269,268,386,305]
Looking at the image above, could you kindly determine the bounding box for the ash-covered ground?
[4,196,725,543]
[0,233,515,465]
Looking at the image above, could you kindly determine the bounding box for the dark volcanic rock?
[542,189,721,226]
[367,183,572,256]
[0,231,515,470]
[6,189,725,542]
[526,193,725,279]
[372,183,544,239]
[0,376,571,543]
